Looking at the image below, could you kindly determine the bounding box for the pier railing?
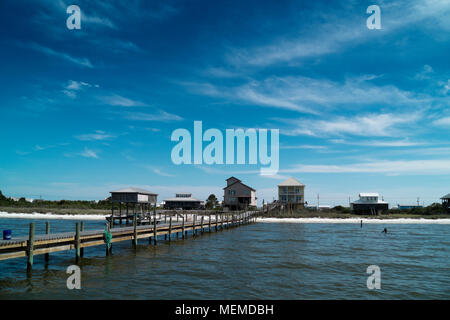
[0,211,259,270]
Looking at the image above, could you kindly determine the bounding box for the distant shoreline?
[258,217,450,224]
[1,206,450,222]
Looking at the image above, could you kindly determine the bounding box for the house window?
[228,190,236,195]
[295,188,300,193]
[296,196,302,202]
[281,195,287,201]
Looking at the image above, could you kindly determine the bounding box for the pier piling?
[26,223,34,271]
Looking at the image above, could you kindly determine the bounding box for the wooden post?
[164,214,167,240]
[119,203,122,225]
[193,215,197,237]
[45,221,50,262]
[221,214,224,230]
[75,222,81,262]
[133,212,137,248]
[27,223,34,271]
[201,216,204,234]
[182,216,185,239]
[169,216,172,242]
[209,214,212,232]
[153,213,157,245]
[80,221,85,257]
[111,202,115,226]
[215,214,218,231]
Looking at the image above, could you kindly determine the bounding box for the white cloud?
[330,139,425,147]
[284,159,450,175]
[280,112,420,137]
[227,0,450,67]
[125,111,183,122]
[433,116,450,127]
[414,64,434,80]
[185,75,424,114]
[63,80,99,98]
[80,148,99,159]
[153,168,175,177]
[75,130,115,141]
[27,42,93,68]
[100,94,146,107]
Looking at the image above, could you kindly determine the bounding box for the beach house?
[109,187,158,224]
[278,177,305,209]
[163,193,204,210]
[223,177,257,210]
[350,193,388,215]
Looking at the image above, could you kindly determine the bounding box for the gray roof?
[278,177,305,187]
[441,193,450,200]
[223,180,256,191]
[164,197,203,203]
[110,187,158,195]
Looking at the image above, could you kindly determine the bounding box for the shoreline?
[1,211,450,224]
[257,217,450,224]
[0,211,108,221]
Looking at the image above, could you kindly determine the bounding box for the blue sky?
[0,0,449,206]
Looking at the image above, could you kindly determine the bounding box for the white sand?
[0,212,108,221]
[257,217,450,224]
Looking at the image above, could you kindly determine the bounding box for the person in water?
[382,228,387,233]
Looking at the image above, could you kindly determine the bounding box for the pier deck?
[0,211,258,269]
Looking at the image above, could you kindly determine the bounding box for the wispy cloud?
[414,64,434,80]
[184,75,424,114]
[27,42,93,68]
[285,159,450,175]
[63,80,99,98]
[330,139,425,147]
[100,94,146,107]
[226,0,450,67]
[80,148,99,159]
[125,111,183,122]
[433,116,450,127]
[75,130,115,141]
[153,168,175,177]
[280,145,328,150]
[279,112,421,138]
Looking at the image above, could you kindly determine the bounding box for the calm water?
[0,218,449,299]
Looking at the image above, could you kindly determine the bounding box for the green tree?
[205,194,219,209]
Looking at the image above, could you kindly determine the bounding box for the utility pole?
[417,197,420,206]
[317,194,320,210]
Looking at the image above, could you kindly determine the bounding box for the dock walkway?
[0,211,259,270]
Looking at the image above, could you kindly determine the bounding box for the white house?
[278,177,305,209]
[351,193,389,215]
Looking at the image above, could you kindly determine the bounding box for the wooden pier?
[0,211,258,270]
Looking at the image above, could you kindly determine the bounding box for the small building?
[109,187,158,224]
[278,177,305,209]
[110,187,158,204]
[223,177,257,210]
[441,194,450,213]
[351,193,389,215]
[163,193,204,210]
[397,204,423,210]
